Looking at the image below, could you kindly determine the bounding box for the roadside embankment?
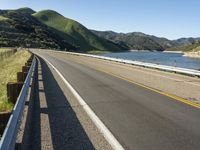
[0,49,31,138]
[0,48,17,60]
[0,49,31,112]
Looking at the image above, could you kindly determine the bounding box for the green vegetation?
[33,10,123,52]
[0,48,9,53]
[0,9,75,50]
[14,7,36,14]
[0,8,123,52]
[91,30,178,51]
[166,42,200,52]
[5,7,36,15]
[0,16,9,21]
[0,50,31,112]
[192,46,200,52]
[87,50,111,55]
[0,7,199,52]
[0,48,17,59]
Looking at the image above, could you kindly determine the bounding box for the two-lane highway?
[32,50,200,150]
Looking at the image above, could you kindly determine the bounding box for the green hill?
[33,10,123,52]
[174,38,200,46]
[13,7,36,15]
[1,7,199,53]
[91,30,178,51]
[166,42,200,52]
[0,9,75,50]
[1,7,36,15]
[193,46,200,52]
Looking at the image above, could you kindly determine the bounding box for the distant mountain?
[33,10,123,52]
[0,7,199,52]
[166,37,200,52]
[0,7,36,15]
[166,42,200,52]
[91,30,178,51]
[0,8,75,50]
[13,7,36,15]
[174,38,200,46]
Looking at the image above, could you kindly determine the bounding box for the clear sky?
[0,0,199,40]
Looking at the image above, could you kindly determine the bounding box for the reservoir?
[102,51,200,70]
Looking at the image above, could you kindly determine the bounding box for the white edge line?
[37,55,125,150]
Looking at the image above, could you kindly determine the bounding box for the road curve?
[32,50,200,150]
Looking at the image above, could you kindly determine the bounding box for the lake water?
[102,51,200,70]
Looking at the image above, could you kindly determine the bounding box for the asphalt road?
[32,50,200,150]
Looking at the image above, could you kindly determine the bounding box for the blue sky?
[0,0,199,39]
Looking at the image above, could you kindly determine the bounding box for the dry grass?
[193,46,200,52]
[0,16,9,21]
[0,48,10,53]
[0,50,31,112]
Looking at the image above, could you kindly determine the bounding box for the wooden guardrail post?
[6,56,33,104]
[17,72,27,82]
[7,82,23,104]
[25,62,31,67]
[22,66,30,73]
[27,59,32,64]
[17,59,32,83]
[22,65,30,81]
[1,54,34,137]
[0,112,11,134]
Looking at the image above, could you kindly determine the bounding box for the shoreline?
[163,50,183,54]
[129,50,183,53]
[183,51,200,59]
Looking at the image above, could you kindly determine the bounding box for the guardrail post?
[0,55,35,150]
[17,72,26,83]
[27,55,33,62]
[22,65,30,82]
[25,62,31,67]
[22,66,30,73]
[27,59,32,64]
[0,112,11,134]
[7,82,23,104]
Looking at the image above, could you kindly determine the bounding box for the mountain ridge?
[0,9,75,50]
[91,30,200,51]
[91,30,178,51]
[0,7,199,52]
[33,10,123,52]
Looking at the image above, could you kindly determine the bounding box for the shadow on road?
[28,58,94,150]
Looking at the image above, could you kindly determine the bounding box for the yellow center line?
[77,55,200,86]
[68,56,200,109]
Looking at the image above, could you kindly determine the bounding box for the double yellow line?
[72,58,200,109]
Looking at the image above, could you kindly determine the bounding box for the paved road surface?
[22,54,112,150]
[32,50,200,150]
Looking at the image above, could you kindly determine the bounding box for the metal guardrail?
[52,51,200,77]
[32,49,200,77]
[0,56,36,150]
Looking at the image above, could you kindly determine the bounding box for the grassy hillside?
[0,9,75,50]
[166,42,200,52]
[1,7,199,52]
[193,46,200,52]
[91,30,177,51]
[33,10,123,52]
[174,38,200,46]
[8,7,36,15]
